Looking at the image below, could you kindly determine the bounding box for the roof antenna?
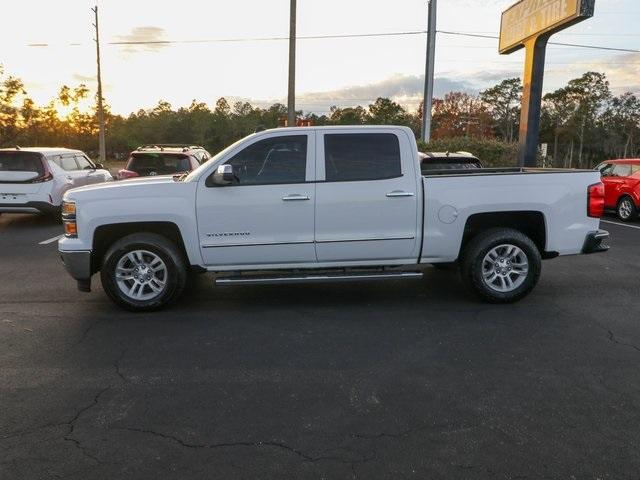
[254,125,266,133]
[15,145,21,150]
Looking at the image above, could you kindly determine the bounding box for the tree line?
[1,64,638,167]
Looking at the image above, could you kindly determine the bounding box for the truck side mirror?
[208,164,237,186]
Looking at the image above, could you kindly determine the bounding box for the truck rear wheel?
[461,228,541,303]
[100,233,187,311]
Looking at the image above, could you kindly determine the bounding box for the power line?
[437,31,640,53]
[23,29,640,55]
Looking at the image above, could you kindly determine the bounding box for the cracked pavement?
[1,213,640,479]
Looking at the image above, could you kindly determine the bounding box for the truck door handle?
[282,194,310,201]
[386,191,414,198]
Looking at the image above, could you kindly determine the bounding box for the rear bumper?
[0,201,58,215]
[582,230,610,254]
[60,250,92,292]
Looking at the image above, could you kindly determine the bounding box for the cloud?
[293,73,514,113]
[225,72,521,114]
[72,73,96,84]
[295,74,476,112]
[113,26,168,53]
[546,53,640,96]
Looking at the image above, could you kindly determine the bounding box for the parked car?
[418,151,482,174]
[59,126,608,311]
[0,147,112,219]
[595,159,640,221]
[117,145,211,180]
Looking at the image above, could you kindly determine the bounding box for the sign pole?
[92,5,106,165]
[421,0,437,143]
[499,0,595,168]
[287,0,297,128]
[518,35,549,167]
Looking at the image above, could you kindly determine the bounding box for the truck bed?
[423,167,594,177]
[420,168,602,263]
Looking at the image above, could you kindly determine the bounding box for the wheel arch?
[91,222,191,274]
[617,193,637,207]
[459,211,549,259]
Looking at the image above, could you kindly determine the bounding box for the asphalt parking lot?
[1,213,639,479]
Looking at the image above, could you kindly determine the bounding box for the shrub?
[417,137,519,167]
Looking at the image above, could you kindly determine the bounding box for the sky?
[0,0,638,115]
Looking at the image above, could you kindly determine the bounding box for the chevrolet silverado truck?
[58,126,609,311]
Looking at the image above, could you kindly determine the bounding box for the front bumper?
[60,250,92,292]
[582,230,610,254]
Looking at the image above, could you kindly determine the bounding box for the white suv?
[0,147,113,218]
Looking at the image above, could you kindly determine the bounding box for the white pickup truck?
[58,126,609,311]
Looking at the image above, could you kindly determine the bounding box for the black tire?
[49,206,62,224]
[461,228,541,304]
[616,196,637,222]
[100,233,187,312]
[431,262,457,271]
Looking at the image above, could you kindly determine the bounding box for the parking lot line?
[601,219,640,230]
[38,234,64,245]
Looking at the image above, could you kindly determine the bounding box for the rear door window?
[55,155,79,171]
[324,133,401,182]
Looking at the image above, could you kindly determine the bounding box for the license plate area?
[0,193,26,203]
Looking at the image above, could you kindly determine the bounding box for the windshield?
[421,161,481,171]
[0,151,45,175]
[184,135,253,182]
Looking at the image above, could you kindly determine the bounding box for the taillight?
[31,172,54,183]
[31,159,53,183]
[118,169,139,180]
[588,182,605,218]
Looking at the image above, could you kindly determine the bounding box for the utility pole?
[92,5,106,164]
[421,0,437,143]
[287,0,297,127]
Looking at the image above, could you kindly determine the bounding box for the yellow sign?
[500,0,584,53]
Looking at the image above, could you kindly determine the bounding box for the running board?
[215,271,423,286]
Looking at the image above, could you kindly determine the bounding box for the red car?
[596,159,640,221]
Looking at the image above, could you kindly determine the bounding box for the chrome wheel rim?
[115,250,167,301]
[482,244,529,293]
[619,199,633,219]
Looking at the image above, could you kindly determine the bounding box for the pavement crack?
[114,426,369,465]
[603,327,640,353]
[608,329,640,353]
[72,318,106,348]
[62,386,111,465]
[114,347,129,383]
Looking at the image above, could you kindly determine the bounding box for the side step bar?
[215,271,423,286]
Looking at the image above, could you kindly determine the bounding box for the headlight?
[64,220,78,237]
[62,200,77,237]
[62,200,76,217]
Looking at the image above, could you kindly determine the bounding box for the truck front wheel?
[100,233,187,311]
[461,228,541,303]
